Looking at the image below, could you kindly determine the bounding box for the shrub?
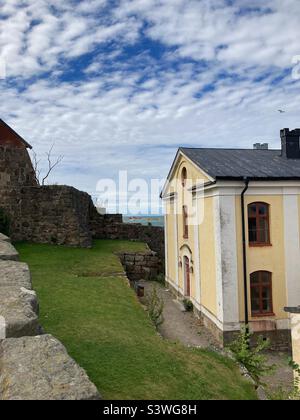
[0,208,10,236]
[147,286,164,329]
[182,299,193,312]
[228,327,275,385]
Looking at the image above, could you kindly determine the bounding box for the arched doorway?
[184,256,191,297]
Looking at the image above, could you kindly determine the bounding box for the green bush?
[228,327,275,385]
[147,286,164,329]
[0,208,10,236]
[183,299,193,312]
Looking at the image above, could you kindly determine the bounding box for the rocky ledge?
[0,335,100,400]
[0,234,101,400]
[0,240,19,261]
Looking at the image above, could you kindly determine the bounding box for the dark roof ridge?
[180,147,280,151]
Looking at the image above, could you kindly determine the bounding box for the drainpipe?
[241,178,249,329]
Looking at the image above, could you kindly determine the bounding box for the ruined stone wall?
[119,251,160,283]
[0,145,37,188]
[0,145,165,252]
[17,186,91,247]
[91,212,165,263]
[0,145,94,248]
[1,185,93,247]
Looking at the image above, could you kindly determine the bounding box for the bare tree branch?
[42,144,64,186]
[31,151,41,185]
[31,144,64,186]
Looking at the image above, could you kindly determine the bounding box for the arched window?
[181,167,187,187]
[183,205,189,239]
[250,271,273,316]
[248,202,270,245]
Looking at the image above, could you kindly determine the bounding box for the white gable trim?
[161,150,214,198]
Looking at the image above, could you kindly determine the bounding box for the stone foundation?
[166,278,292,350]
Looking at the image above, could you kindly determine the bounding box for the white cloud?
[0,0,300,212]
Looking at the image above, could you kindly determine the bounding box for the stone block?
[0,233,10,242]
[0,241,19,261]
[0,288,39,338]
[0,261,32,290]
[0,335,101,400]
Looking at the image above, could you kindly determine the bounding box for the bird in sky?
[278,109,286,113]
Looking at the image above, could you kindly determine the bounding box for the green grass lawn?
[16,240,256,400]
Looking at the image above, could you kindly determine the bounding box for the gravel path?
[140,281,218,348]
[139,281,294,398]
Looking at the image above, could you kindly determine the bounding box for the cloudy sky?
[1,0,300,211]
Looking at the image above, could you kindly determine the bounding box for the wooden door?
[184,256,190,297]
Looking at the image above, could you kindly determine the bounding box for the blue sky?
[1,0,300,210]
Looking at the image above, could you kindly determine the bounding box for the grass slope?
[16,240,256,400]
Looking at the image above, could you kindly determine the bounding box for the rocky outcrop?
[0,335,100,400]
[0,235,101,400]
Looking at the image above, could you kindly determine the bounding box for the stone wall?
[0,144,94,248]
[119,250,160,283]
[0,144,165,254]
[0,145,37,188]
[0,233,100,400]
[5,185,93,248]
[91,211,165,263]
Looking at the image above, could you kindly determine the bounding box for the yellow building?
[162,129,300,349]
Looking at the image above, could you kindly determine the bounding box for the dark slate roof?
[180,147,300,180]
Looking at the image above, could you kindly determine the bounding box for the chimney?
[281,128,300,159]
[253,143,269,150]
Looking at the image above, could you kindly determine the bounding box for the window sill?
[251,313,275,318]
[249,243,272,248]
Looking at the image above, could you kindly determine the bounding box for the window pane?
[250,273,260,285]
[259,219,268,243]
[251,298,260,312]
[262,299,271,312]
[262,286,271,299]
[251,287,260,299]
[261,272,271,283]
[249,218,257,242]
[259,204,268,216]
[249,204,257,216]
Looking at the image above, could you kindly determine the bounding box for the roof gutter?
[241,178,249,329]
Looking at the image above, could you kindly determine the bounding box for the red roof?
[0,119,32,149]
